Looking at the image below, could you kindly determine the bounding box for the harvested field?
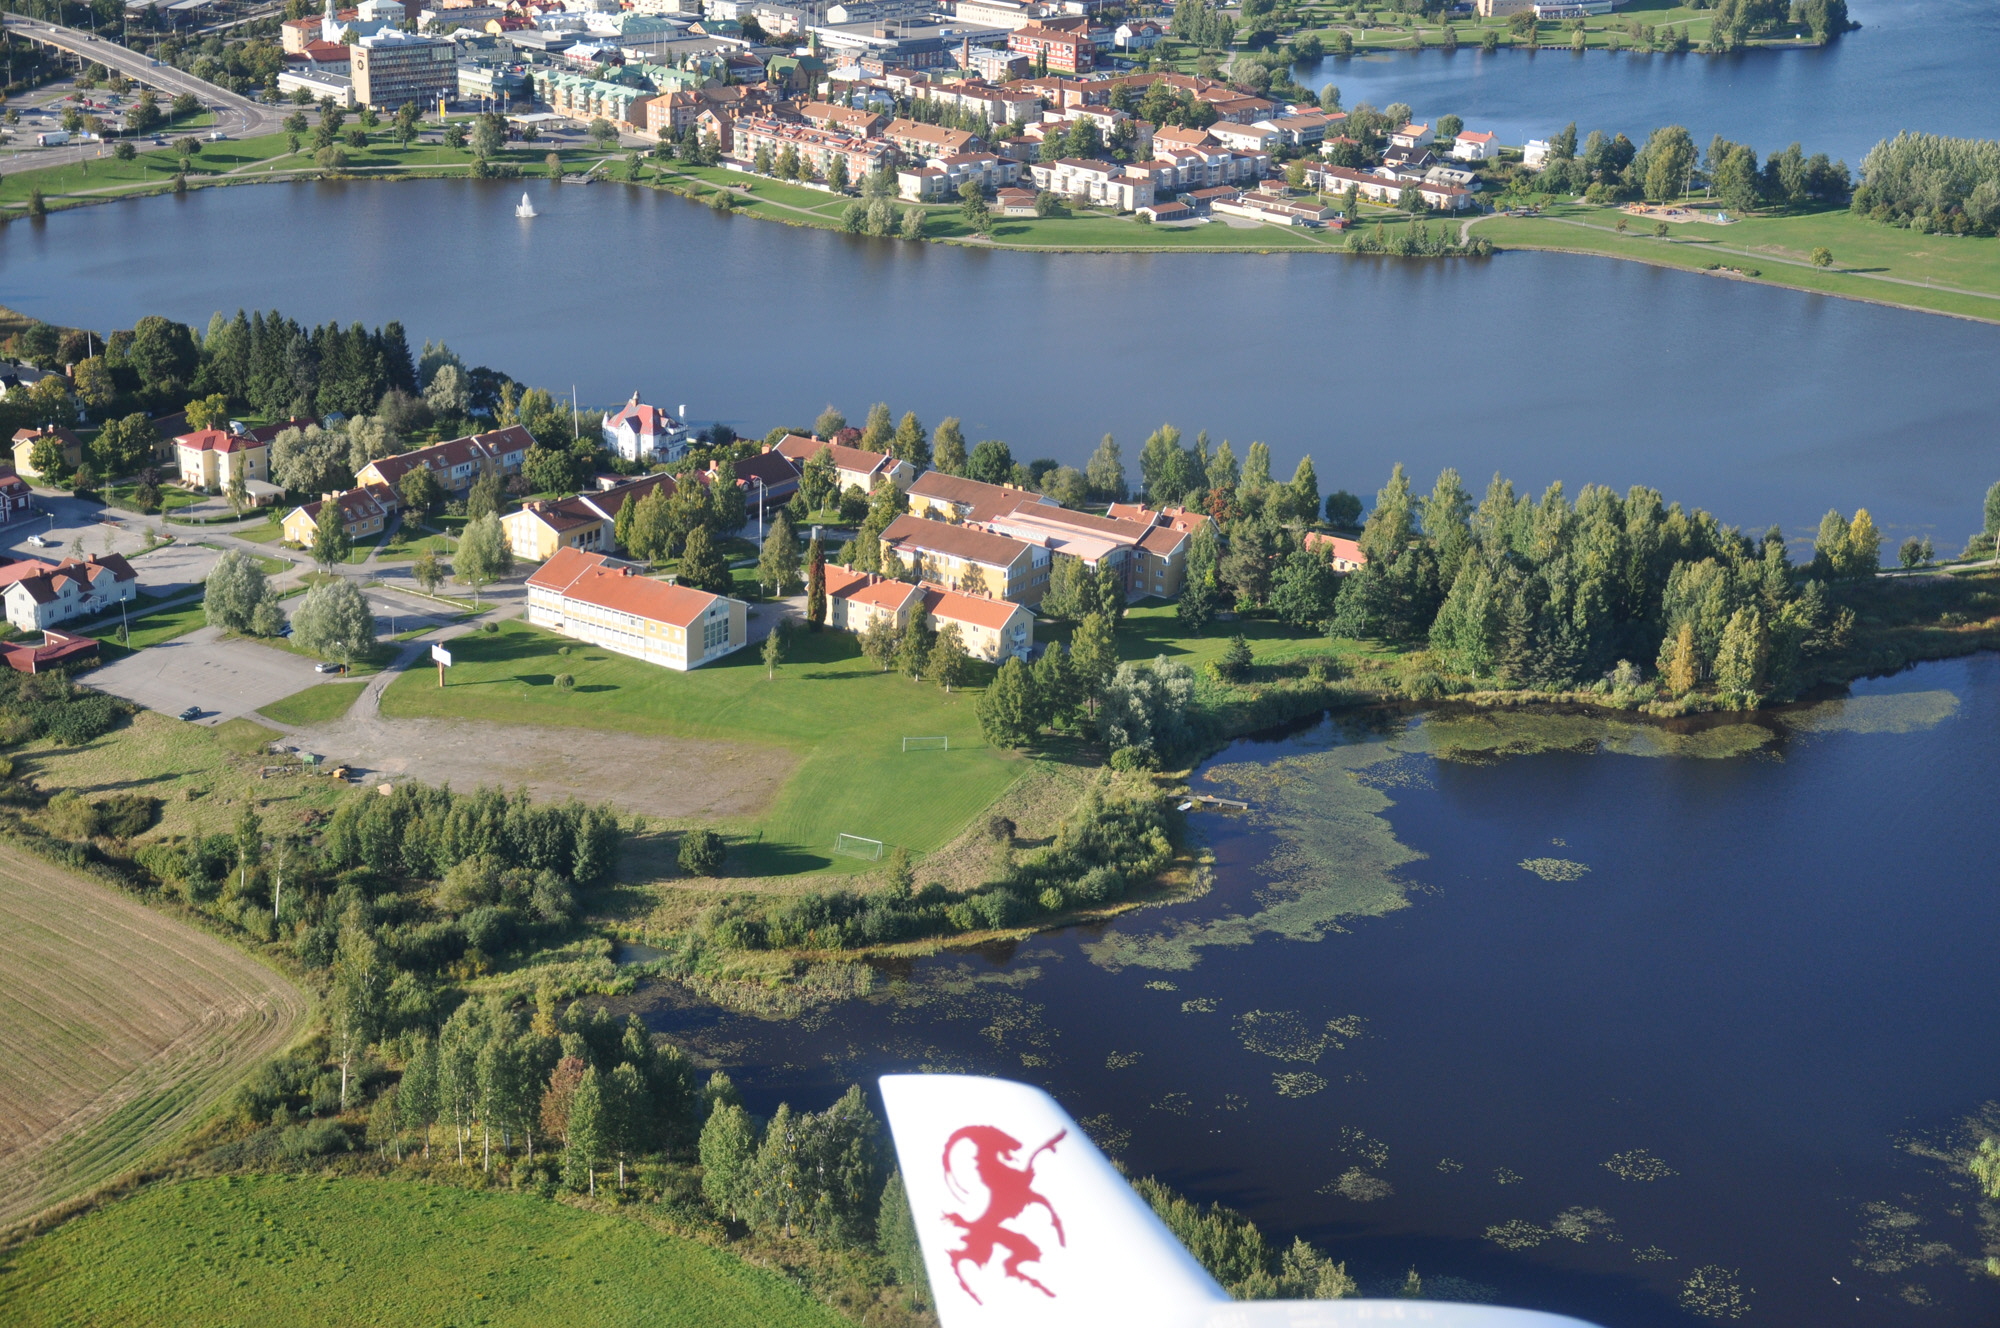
[0,844,309,1229]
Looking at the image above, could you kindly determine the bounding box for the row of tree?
[1852,131,2000,235]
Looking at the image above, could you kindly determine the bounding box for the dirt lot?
[0,843,308,1228]
[278,713,796,823]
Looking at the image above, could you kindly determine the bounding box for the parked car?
[178,706,202,721]
[25,534,50,548]
[314,662,340,674]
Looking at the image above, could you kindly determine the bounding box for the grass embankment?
[1475,203,2000,323]
[380,619,1023,876]
[0,1174,848,1328]
[0,846,308,1230]
[255,681,366,726]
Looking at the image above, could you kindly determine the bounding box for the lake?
[638,653,2000,1326]
[5,178,2000,550]
[1295,0,2000,167]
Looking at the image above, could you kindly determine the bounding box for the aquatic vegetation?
[1323,1168,1394,1202]
[1485,1220,1549,1250]
[1632,1245,1676,1263]
[1436,1157,1465,1174]
[1548,1207,1617,1242]
[1852,1200,1957,1275]
[1080,1112,1130,1156]
[1144,980,1178,991]
[1337,1126,1389,1168]
[1519,857,1591,881]
[1153,1091,1193,1116]
[1604,1148,1678,1181]
[1492,1167,1523,1185]
[1221,1094,1250,1112]
[1273,1072,1328,1098]
[1181,998,1219,1014]
[1679,1265,1753,1320]
[1084,744,1421,972]
[1401,711,1775,764]
[1235,1010,1357,1063]
[1780,689,1959,736]
[1106,1050,1144,1070]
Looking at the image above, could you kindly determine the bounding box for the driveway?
[88,625,322,725]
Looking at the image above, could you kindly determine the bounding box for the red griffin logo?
[940,1125,1068,1302]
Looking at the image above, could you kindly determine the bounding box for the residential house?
[1304,531,1367,573]
[1008,21,1093,73]
[968,499,1201,598]
[282,486,395,548]
[1255,111,1332,148]
[1451,129,1496,161]
[1388,121,1430,150]
[601,391,689,463]
[823,561,924,634]
[721,449,802,511]
[1203,94,1275,125]
[1103,502,1211,598]
[796,99,887,135]
[1522,138,1552,169]
[1150,124,1214,155]
[0,553,138,633]
[878,513,1048,602]
[501,472,679,561]
[882,116,979,159]
[1113,19,1160,47]
[822,563,1036,661]
[1303,162,1473,211]
[1027,156,1152,210]
[731,115,895,180]
[173,427,272,493]
[9,426,82,481]
[906,470,1057,522]
[0,468,31,523]
[772,435,916,494]
[898,150,1020,199]
[525,546,748,671]
[1137,199,1193,222]
[355,425,534,498]
[996,185,1038,214]
[1206,119,1279,154]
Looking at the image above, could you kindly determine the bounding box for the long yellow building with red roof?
[525,547,747,671]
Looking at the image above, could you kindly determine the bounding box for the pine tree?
[758,509,801,594]
[859,402,893,451]
[678,525,731,596]
[933,417,968,476]
[806,534,826,631]
[762,619,788,679]
[1285,455,1320,526]
[1030,640,1075,730]
[1661,620,1699,695]
[897,605,933,680]
[1714,607,1769,705]
[929,622,969,691]
[1070,611,1118,715]
[890,411,929,467]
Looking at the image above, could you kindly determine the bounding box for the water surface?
[641,654,2000,1326]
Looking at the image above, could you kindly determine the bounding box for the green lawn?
[256,681,367,726]
[1478,203,2000,324]
[0,1175,846,1328]
[380,618,1025,874]
[93,600,206,655]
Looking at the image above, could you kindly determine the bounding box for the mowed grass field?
[0,1174,850,1328]
[380,620,1026,874]
[0,845,308,1229]
[256,681,367,727]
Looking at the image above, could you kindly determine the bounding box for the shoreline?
[10,160,1996,326]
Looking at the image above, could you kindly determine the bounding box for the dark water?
[5,179,2000,548]
[1296,0,2000,167]
[640,653,2000,1327]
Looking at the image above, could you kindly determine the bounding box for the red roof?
[825,563,923,614]
[921,582,1020,631]
[772,434,900,482]
[176,428,263,454]
[1305,532,1366,565]
[605,393,680,437]
[881,513,1033,567]
[527,547,729,628]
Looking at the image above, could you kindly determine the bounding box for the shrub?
[95,792,161,838]
[554,672,575,691]
[678,827,726,876]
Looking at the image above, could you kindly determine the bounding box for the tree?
[1216,632,1253,682]
[467,470,507,521]
[291,578,375,667]
[1069,611,1118,716]
[456,510,514,602]
[677,524,731,596]
[1041,555,1097,622]
[312,499,353,569]
[700,1101,760,1220]
[758,510,801,595]
[977,656,1037,747]
[1985,480,2000,539]
[90,413,156,478]
[959,179,989,231]
[806,534,826,630]
[184,392,230,431]
[1662,620,1699,695]
[1086,434,1126,501]
[1844,508,1881,577]
[399,464,443,517]
[678,827,726,875]
[827,153,850,191]
[203,549,270,633]
[1638,124,1698,201]
[861,613,898,672]
[1325,490,1364,529]
[1270,548,1341,629]
[814,406,846,439]
[564,1066,606,1196]
[762,619,788,679]
[399,1034,441,1158]
[930,417,969,476]
[929,623,969,692]
[966,439,1014,486]
[328,916,384,1111]
[897,605,933,680]
[1714,606,1769,705]
[890,411,930,468]
[859,402,894,451]
[413,548,445,595]
[29,435,69,481]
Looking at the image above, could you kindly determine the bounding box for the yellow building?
[878,512,1047,603]
[500,473,678,562]
[10,426,83,480]
[525,546,748,672]
[174,428,271,492]
[282,487,392,547]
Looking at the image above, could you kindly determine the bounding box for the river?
[638,653,2000,1327]
[4,178,1999,550]
[1294,0,2000,167]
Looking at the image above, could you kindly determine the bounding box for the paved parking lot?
[88,625,324,725]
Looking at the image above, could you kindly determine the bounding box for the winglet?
[879,1073,1228,1328]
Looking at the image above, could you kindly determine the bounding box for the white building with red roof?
[1304,531,1367,573]
[601,392,690,464]
[0,553,138,632]
[174,426,272,493]
[772,435,915,495]
[1450,129,1497,162]
[823,564,1034,662]
[525,546,747,671]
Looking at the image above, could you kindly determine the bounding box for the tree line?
[1518,121,1848,210]
[1852,132,2000,236]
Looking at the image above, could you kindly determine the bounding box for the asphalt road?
[0,16,281,177]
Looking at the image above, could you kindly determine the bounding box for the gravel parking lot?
[88,626,323,725]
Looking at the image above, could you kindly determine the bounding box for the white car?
[25,534,50,548]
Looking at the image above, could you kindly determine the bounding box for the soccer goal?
[902,736,949,752]
[835,833,885,860]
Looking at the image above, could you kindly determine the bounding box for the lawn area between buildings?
[255,680,367,727]
[0,1175,847,1328]
[379,618,1025,875]
[92,599,205,656]
[1475,203,2000,323]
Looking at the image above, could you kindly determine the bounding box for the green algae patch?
[1778,689,1960,736]
[1403,709,1775,762]
[1520,857,1592,882]
[1082,743,1423,972]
